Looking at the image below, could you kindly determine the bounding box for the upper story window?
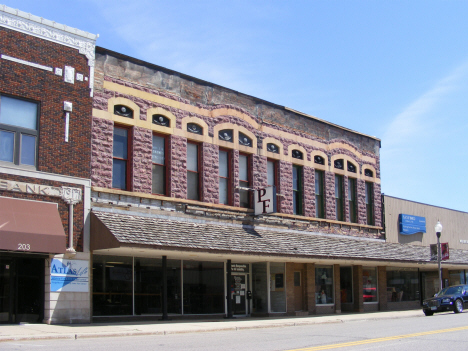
[293,165,303,215]
[239,132,252,147]
[152,134,166,195]
[113,126,130,190]
[114,105,133,118]
[292,149,303,160]
[152,114,170,127]
[348,178,357,223]
[187,142,200,201]
[335,174,344,221]
[334,159,344,170]
[314,155,325,165]
[366,181,374,225]
[364,169,374,177]
[347,162,357,173]
[315,170,325,218]
[219,149,231,205]
[267,160,277,187]
[267,143,279,154]
[239,154,250,208]
[187,123,203,135]
[219,129,233,142]
[0,95,38,168]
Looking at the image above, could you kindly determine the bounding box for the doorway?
[0,255,44,324]
[231,274,249,316]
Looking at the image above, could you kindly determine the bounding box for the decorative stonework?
[0,179,82,203]
[0,5,97,95]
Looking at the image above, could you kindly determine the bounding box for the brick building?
[2,6,468,324]
[0,6,96,324]
[88,47,468,321]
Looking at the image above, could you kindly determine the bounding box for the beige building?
[383,195,468,306]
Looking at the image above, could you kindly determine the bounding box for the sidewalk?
[0,310,423,343]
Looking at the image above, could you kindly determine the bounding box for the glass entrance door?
[0,258,13,323]
[0,256,44,324]
[231,274,248,315]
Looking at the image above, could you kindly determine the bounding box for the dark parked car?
[422,285,468,316]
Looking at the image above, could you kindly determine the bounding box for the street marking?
[286,325,468,351]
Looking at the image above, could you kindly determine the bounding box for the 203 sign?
[17,243,30,251]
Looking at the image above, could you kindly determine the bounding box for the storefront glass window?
[363,267,378,303]
[252,263,268,313]
[340,267,353,303]
[183,261,224,314]
[93,255,133,316]
[133,258,181,315]
[449,270,465,286]
[315,266,334,304]
[270,262,286,312]
[386,267,419,302]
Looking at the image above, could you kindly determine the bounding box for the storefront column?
[306,263,315,314]
[286,263,295,315]
[334,264,341,314]
[353,265,364,312]
[161,256,169,320]
[377,266,387,311]
[226,259,233,318]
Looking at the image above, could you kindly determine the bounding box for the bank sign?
[51,259,89,292]
[399,214,426,235]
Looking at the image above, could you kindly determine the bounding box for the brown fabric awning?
[0,196,66,254]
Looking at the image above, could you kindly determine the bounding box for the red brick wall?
[0,27,92,179]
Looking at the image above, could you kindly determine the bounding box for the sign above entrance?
[254,186,277,215]
[399,214,426,235]
[231,263,249,273]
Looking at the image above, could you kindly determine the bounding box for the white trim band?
[1,54,52,71]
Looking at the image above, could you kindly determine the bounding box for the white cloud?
[383,60,468,151]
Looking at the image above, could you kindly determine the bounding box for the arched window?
[292,149,303,160]
[152,114,170,127]
[219,129,233,142]
[187,123,203,135]
[114,105,133,118]
[267,143,279,154]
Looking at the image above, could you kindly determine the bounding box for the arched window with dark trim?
[292,149,303,160]
[314,155,325,165]
[187,123,203,135]
[114,105,133,118]
[238,132,252,147]
[334,159,344,170]
[152,114,170,127]
[219,129,233,142]
[267,143,279,154]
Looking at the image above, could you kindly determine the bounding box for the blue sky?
[6,1,468,213]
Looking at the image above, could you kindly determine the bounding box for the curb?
[0,311,423,343]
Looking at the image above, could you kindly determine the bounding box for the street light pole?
[435,221,443,291]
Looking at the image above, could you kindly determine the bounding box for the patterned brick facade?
[132,127,152,193]
[303,166,315,218]
[91,117,113,188]
[278,161,293,215]
[202,143,219,203]
[0,27,92,178]
[91,48,383,238]
[170,135,187,199]
[0,26,94,251]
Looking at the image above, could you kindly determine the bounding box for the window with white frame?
[0,95,38,167]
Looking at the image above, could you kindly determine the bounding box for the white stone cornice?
[0,5,98,95]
